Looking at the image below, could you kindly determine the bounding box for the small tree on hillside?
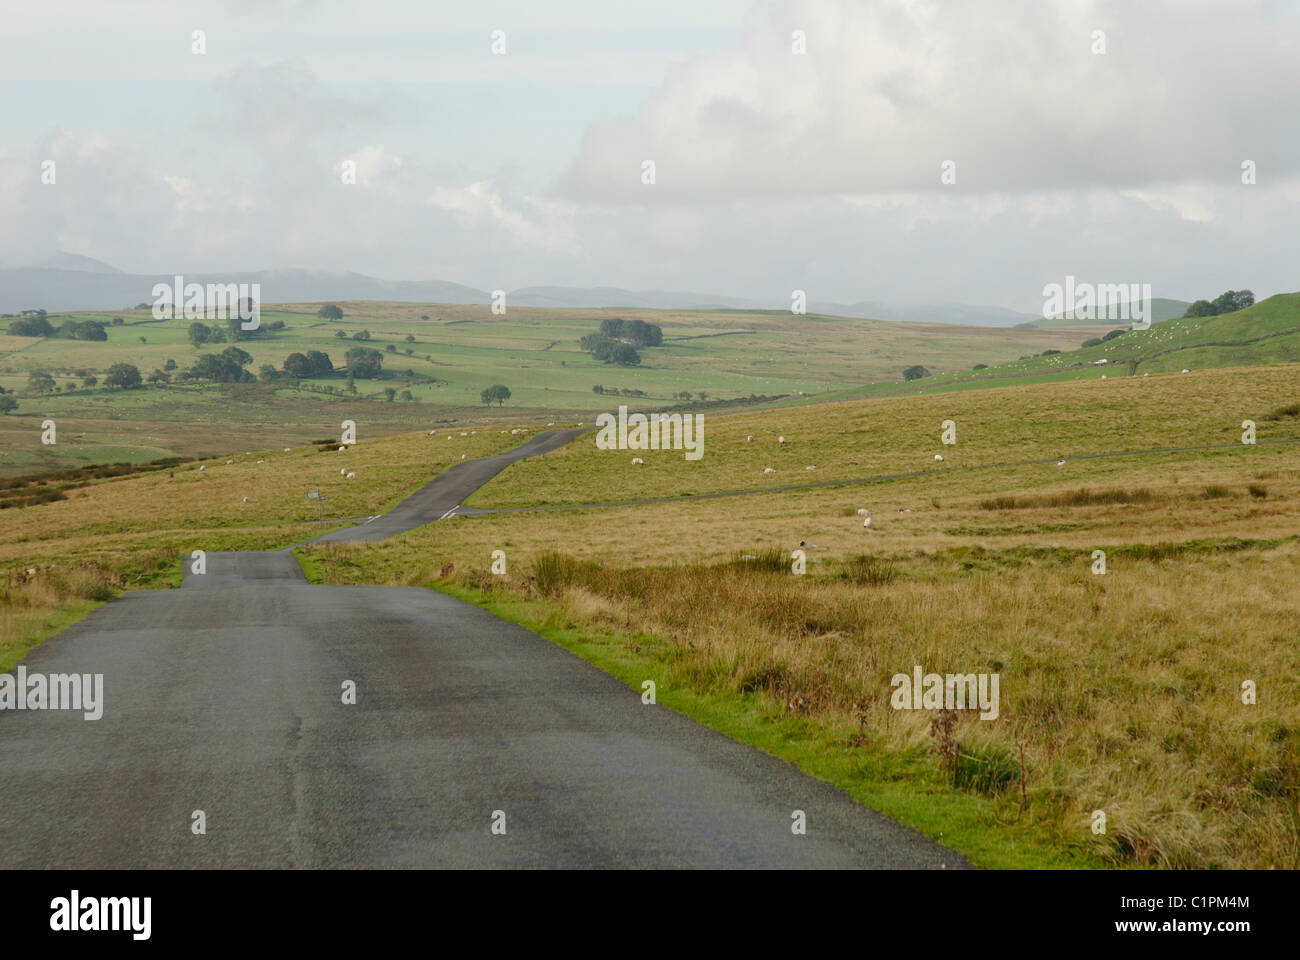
[481,384,512,406]
[317,304,344,320]
[105,363,143,389]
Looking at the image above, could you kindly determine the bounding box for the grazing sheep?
[510,429,521,436]
[338,446,346,452]
[778,436,786,445]
[747,435,754,442]
[283,447,291,452]
[897,508,911,514]
[199,465,206,472]
[1181,368,1190,373]
[805,465,816,470]
[863,516,874,529]
[1101,374,1107,379]
[430,430,438,436]
[1057,459,1067,467]
[341,468,347,476]
[242,497,250,503]
[763,467,776,474]
[631,457,644,465]
[257,459,266,464]
[461,453,466,460]
[346,472,356,480]
[856,508,870,517]
[226,460,233,464]
[460,432,468,436]
[934,454,944,462]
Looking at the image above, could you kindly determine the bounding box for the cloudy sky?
[2,0,1298,311]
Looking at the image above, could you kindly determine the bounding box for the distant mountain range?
[0,254,1042,327]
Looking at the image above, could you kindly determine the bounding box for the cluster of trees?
[902,365,930,381]
[591,384,646,396]
[182,346,255,383]
[317,304,344,320]
[480,384,512,406]
[580,318,663,367]
[8,315,108,340]
[282,350,334,378]
[1183,290,1255,318]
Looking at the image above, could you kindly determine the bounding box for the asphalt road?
[0,432,969,869]
[310,428,586,543]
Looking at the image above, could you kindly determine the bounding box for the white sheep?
[805,465,816,470]
[863,516,874,529]
[284,447,291,452]
[747,435,754,442]
[763,467,776,474]
[338,446,346,452]
[778,436,786,445]
[934,454,944,462]
[632,457,644,465]
[856,508,870,517]
[460,432,468,436]
[199,465,206,472]
[346,472,356,480]
[1057,459,1067,467]
[461,454,466,459]
[242,497,250,503]
[340,468,347,476]
[257,459,266,464]
[1181,368,1190,373]
[226,460,233,464]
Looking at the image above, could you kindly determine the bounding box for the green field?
[0,300,1103,478]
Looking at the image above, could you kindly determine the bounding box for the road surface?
[0,432,969,869]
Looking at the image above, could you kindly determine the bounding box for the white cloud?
[557,0,1300,202]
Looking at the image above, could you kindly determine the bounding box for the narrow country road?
[0,431,969,869]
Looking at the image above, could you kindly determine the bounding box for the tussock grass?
[981,487,1156,510]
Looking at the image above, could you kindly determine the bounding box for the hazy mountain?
[0,260,1040,326]
[807,300,1039,327]
[1030,297,1191,327]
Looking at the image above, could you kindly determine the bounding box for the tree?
[385,344,397,353]
[111,317,124,325]
[105,363,143,389]
[283,352,311,378]
[344,347,383,378]
[188,322,211,347]
[164,358,177,371]
[190,348,252,383]
[611,344,640,366]
[1080,337,1103,348]
[82,375,98,387]
[303,350,333,376]
[351,330,371,341]
[902,365,928,381]
[334,329,347,339]
[317,304,344,320]
[8,316,54,337]
[0,394,17,414]
[1100,329,1125,342]
[28,371,56,393]
[399,390,413,401]
[481,384,512,406]
[405,334,415,342]
[383,387,397,402]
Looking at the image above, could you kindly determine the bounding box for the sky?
[1,0,1298,312]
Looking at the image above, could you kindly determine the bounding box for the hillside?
[822,292,1300,402]
[1032,297,1191,328]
